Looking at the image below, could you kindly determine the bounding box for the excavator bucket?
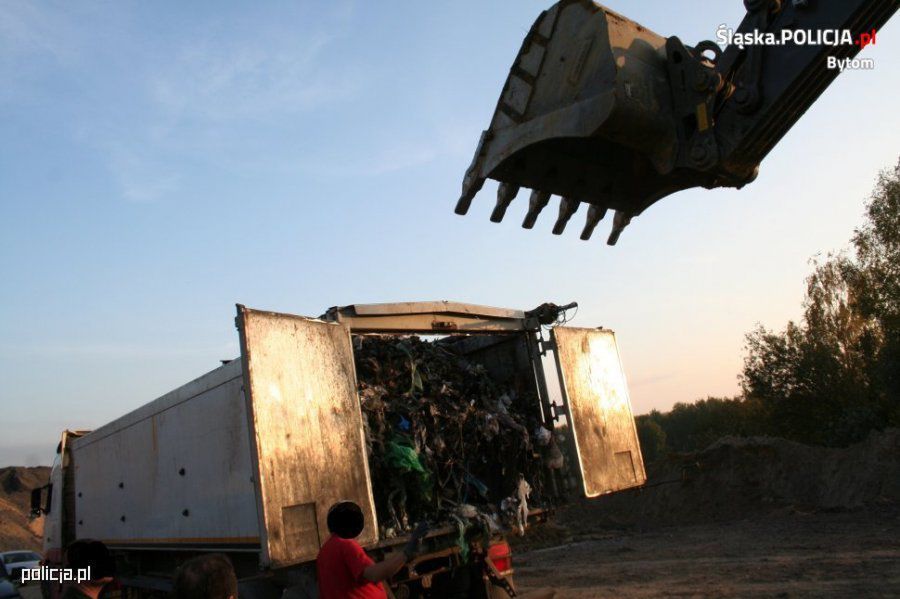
[456,2,683,245]
[457,0,897,245]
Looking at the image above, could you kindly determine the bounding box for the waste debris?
[500,474,532,537]
[353,334,565,540]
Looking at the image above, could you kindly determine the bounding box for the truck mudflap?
[552,327,646,496]
[237,306,379,568]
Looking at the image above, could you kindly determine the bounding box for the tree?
[644,397,767,453]
[636,416,667,463]
[741,159,900,445]
[845,161,900,418]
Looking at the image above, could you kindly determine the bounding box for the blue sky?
[1,1,897,466]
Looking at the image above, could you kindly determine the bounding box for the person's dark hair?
[66,539,114,579]
[173,554,237,599]
[327,501,365,539]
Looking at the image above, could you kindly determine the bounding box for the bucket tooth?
[607,210,632,245]
[580,205,608,240]
[455,195,473,215]
[490,183,520,223]
[455,176,485,215]
[455,189,478,215]
[522,190,551,229]
[551,197,580,235]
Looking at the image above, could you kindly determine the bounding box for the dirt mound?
[562,428,900,530]
[0,466,50,551]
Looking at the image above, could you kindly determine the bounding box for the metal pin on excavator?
[456,0,896,245]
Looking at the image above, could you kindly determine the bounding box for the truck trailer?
[32,301,646,598]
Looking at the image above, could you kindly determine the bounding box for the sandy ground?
[515,505,900,598]
[14,509,899,598]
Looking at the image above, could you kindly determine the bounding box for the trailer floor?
[514,505,900,598]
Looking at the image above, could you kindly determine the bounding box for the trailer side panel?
[71,360,260,550]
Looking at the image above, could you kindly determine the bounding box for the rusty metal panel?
[325,301,528,334]
[329,312,527,334]
[237,306,377,568]
[551,327,646,497]
[347,301,525,319]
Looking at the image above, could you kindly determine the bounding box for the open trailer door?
[551,327,646,497]
[237,306,377,567]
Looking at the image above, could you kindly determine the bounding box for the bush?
[636,416,667,463]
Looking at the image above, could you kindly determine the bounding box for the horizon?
[1,0,897,467]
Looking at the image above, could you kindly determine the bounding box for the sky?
[1,1,897,466]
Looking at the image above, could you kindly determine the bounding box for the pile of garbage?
[353,335,565,539]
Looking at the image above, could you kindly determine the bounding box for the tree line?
[637,160,900,462]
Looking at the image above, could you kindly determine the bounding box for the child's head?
[327,501,365,539]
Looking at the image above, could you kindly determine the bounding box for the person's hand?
[403,521,430,561]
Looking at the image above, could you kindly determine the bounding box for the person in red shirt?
[317,501,428,599]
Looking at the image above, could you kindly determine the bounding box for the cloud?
[367,142,438,175]
[97,16,365,199]
[300,139,440,178]
[149,31,359,122]
[0,1,71,62]
[630,372,677,388]
[3,1,448,199]
[0,1,80,103]
[105,144,182,203]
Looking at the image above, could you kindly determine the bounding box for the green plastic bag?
[385,436,433,500]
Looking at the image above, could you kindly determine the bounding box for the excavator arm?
[455,0,896,245]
